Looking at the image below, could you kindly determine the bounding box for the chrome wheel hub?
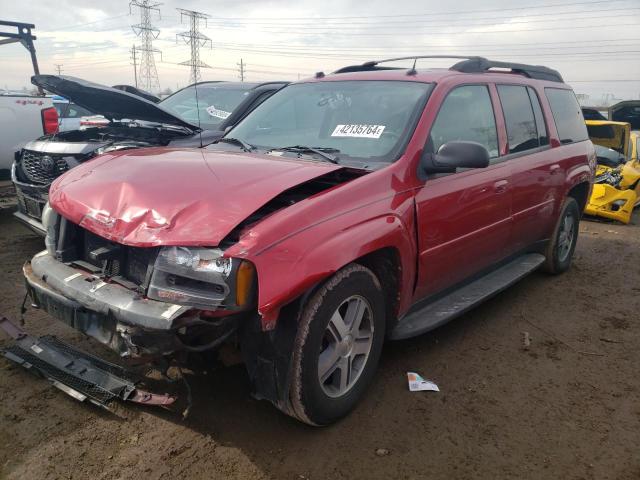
[557,212,575,262]
[317,295,374,398]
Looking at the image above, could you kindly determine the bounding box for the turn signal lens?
[236,261,255,307]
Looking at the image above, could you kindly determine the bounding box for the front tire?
[543,197,580,274]
[289,264,385,426]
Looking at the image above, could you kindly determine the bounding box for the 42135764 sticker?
[331,124,386,139]
[206,105,232,119]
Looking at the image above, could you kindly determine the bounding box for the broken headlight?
[148,247,254,310]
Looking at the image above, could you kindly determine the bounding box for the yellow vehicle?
[584,121,640,224]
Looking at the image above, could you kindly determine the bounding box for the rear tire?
[288,264,385,426]
[543,197,580,274]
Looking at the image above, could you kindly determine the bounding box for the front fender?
[248,207,416,330]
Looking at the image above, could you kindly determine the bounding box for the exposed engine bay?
[49,122,192,146]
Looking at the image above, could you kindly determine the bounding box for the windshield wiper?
[216,137,256,152]
[268,145,340,164]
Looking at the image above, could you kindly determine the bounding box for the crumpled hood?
[49,148,343,247]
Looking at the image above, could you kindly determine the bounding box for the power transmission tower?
[54,64,63,75]
[130,46,138,87]
[237,58,245,82]
[176,8,212,84]
[130,0,161,92]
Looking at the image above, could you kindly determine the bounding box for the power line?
[54,64,63,75]
[206,20,640,37]
[176,8,212,84]
[205,0,634,21]
[203,7,640,28]
[49,14,131,32]
[130,0,162,93]
[154,36,640,52]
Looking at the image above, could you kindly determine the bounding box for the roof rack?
[332,55,564,83]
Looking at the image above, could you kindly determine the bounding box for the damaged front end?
[584,166,637,224]
[23,204,256,362]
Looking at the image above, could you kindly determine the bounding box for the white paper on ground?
[407,372,439,392]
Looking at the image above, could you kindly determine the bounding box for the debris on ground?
[523,331,532,350]
[407,372,439,392]
[375,448,390,457]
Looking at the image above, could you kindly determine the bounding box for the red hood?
[49,147,342,247]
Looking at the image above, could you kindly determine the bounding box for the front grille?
[60,225,157,289]
[20,150,70,185]
[16,190,44,220]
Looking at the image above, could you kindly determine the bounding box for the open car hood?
[586,120,631,158]
[32,75,197,130]
[49,148,344,247]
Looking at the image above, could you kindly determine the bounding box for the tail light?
[41,107,59,135]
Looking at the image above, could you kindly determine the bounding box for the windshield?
[226,81,432,165]
[160,85,251,130]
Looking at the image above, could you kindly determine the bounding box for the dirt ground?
[0,207,639,480]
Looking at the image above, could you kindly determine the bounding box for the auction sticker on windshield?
[331,124,386,139]
[206,105,232,119]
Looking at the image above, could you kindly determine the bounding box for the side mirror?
[420,141,490,176]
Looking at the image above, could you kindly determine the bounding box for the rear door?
[414,84,512,299]
[498,85,561,252]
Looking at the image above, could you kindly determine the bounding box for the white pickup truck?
[0,93,57,177]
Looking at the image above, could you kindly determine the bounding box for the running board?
[0,317,175,410]
[390,253,545,340]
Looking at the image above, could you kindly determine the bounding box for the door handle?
[494,180,508,194]
[550,164,561,174]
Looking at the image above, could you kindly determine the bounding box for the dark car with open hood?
[11,75,287,234]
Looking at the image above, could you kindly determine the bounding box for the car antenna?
[407,58,418,76]
[193,81,204,147]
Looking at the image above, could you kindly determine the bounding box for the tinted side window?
[544,88,589,144]
[429,85,499,158]
[497,85,538,153]
[528,87,549,146]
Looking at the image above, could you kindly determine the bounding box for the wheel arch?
[567,181,591,215]
[250,213,416,330]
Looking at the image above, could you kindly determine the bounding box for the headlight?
[148,247,255,310]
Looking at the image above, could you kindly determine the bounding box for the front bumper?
[25,251,191,357]
[11,163,47,236]
[584,183,636,224]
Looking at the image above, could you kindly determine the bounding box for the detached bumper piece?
[0,316,175,410]
[584,183,636,224]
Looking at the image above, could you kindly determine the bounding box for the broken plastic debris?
[407,372,439,392]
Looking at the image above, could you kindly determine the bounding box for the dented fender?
[231,193,418,330]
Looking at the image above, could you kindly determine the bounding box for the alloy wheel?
[317,295,374,398]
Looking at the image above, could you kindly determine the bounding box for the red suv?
[13,56,595,425]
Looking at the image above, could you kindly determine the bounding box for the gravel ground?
[0,207,639,480]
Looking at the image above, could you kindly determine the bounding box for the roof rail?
[450,57,563,82]
[332,55,564,82]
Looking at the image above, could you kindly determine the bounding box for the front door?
[414,84,512,299]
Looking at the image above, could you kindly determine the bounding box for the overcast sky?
[1,0,639,103]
